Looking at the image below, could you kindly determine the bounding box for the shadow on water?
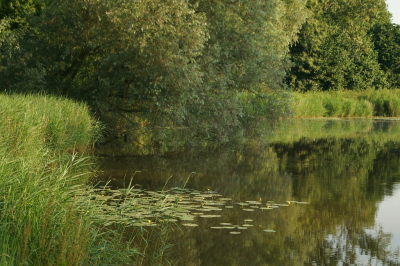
[96,119,400,265]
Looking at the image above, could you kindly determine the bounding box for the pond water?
[98,119,400,265]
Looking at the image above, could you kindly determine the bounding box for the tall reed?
[1,94,176,265]
[291,89,400,118]
[0,94,98,265]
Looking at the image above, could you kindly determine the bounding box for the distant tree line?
[287,0,400,92]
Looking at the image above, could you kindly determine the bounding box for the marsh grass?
[0,94,142,265]
[292,89,400,118]
[292,92,326,117]
[0,94,96,265]
[129,221,176,266]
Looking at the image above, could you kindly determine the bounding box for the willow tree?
[0,0,309,148]
[287,0,391,91]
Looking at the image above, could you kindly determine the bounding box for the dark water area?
[98,119,400,265]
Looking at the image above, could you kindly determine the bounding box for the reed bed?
[292,89,400,118]
[0,94,152,265]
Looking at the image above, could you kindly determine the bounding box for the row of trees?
[1,0,400,146]
[288,0,400,92]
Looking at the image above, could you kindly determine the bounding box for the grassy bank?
[0,94,99,265]
[0,94,145,265]
[1,94,181,265]
[292,89,400,118]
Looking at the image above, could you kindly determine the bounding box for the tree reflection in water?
[98,119,400,265]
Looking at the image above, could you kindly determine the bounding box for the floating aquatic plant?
[77,184,304,240]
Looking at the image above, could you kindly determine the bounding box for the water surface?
[98,119,400,265]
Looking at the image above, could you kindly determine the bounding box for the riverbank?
[292,89,400,118]
[0,94,99,265]
[0,94,149,265]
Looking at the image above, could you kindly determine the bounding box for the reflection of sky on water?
[325,181,400,266]
[100,119,400,265]
[375,183,400,250]
[360,183,400,264]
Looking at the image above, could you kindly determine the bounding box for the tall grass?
[0,94,177,265]
[292,89,400,118]
[0,94,99,265]
[360,89,400,117]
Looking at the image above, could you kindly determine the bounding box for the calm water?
[98,119,400,265]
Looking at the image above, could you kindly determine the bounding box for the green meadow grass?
[292,89,400,118]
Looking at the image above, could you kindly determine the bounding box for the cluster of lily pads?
[76,186,309,233]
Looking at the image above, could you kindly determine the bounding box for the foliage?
[0,0,49,29]
[0,0,309,148]
[287,0,392,91]
[370,23,400,89]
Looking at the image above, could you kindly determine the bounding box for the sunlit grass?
[0,94,97,265]
[0,94,155,265]
[292,89,400,118]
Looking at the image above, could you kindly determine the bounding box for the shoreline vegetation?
[3,91,400,264]
[1,0,400,264]
[0,94,154,265]
[1,94,96,265]
[0,93,203,265]
[292,89,400,118]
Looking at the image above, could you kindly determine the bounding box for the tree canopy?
[370,22,400,89]
[0,0,309,148]
[287,0,393,91]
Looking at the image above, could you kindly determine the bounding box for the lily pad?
[200,215,222,218]
[182,223,198,227]
[246,201,261,205]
